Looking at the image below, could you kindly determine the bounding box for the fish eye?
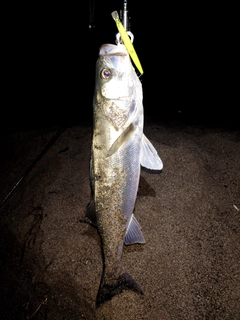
[101,68,111,79]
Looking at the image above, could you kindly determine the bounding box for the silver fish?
[86,43,163,306]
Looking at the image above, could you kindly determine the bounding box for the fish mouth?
[99,44,128,56]
[104,52,127,57]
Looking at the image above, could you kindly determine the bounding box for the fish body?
[87,43,163,306]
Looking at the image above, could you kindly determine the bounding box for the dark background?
[3,1,237,132]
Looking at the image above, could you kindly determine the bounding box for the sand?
[0,120,239,319]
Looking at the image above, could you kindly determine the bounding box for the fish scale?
[86,43,163,306]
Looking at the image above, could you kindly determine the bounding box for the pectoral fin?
[140,134,163,171]
[107,123,135,157]
[124,214,145,245]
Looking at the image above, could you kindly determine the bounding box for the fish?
[86,43,163,307]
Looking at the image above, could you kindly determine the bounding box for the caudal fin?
[96,269,143,307]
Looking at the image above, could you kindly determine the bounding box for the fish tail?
[96,269,143,307]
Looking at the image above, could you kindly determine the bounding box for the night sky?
[4,1,237,132]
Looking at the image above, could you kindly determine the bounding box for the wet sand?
[0,119,239,319]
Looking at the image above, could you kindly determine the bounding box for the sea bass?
[86,43,163,306]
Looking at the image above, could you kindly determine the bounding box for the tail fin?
[96,269,143,307]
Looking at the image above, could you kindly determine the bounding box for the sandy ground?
[0,120,239,320]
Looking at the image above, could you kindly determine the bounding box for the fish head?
[98,44,133,99]
[94,43,143,130]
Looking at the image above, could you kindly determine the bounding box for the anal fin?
[124,214,145,245]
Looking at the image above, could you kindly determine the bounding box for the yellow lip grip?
[111,11,143,75]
